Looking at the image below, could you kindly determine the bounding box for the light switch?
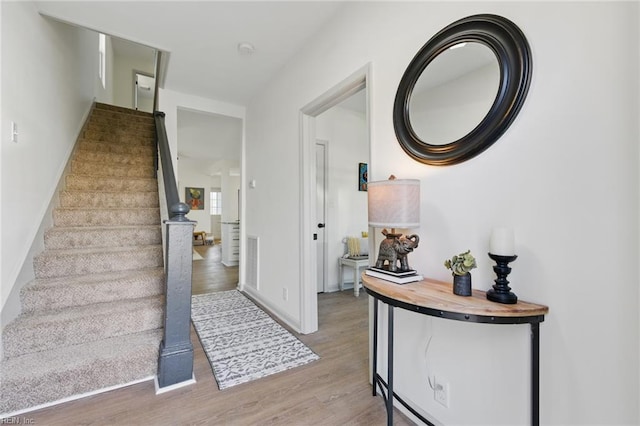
[249,179,256,188]
[11,122,18,143]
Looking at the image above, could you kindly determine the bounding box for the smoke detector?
[237,42,255,56]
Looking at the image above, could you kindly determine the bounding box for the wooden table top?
[362,274,548,322]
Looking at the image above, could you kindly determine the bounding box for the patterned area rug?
[191,290,319,389]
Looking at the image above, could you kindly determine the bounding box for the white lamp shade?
[368,179,420,228]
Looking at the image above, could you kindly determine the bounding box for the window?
[98,33,106,89]
[210,189,222,215]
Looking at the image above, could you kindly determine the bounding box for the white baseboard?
[154,374,196,395]
[242,287,301,333]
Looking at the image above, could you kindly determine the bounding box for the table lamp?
[368,175,420,273]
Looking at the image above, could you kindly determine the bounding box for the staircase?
[0,103,165,415]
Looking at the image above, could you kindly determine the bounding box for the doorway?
[176,109,243,284]
[134,72,155,112]
[299,65,371,334]
[316,140,327,293]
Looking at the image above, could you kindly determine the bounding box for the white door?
[134,73,155,112]
[315,141,327,293]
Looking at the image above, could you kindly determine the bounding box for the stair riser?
[65,175,157,192]
[74,150,153,167]
[59,191,158,209]
[34,247,163,279]
[83,127,154,140]
[21,274,164,313]
[80,132,154,147]
[71,160,155,178]
[90,112,154,124]
[86,119,154,132]
[0,330,161,414]
[78,140,155,157]
[44,227,161,250]
[53,208,160,227]
[2,301,163,358]
[94,103,154,117]
[85,125,154,137]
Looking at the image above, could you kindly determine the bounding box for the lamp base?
[486,288,518,304]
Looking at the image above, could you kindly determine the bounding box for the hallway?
[192,243,239,295]
[25,243,412,425]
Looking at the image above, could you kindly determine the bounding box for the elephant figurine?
[375,231,420,272]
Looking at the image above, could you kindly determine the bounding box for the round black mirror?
[393,14,532,166]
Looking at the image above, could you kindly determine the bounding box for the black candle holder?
[487,253,518,304]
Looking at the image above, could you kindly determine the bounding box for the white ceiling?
[37,2,364,173]
[177,109,242,175]
[37,1,347,105]
[110,36,156,64]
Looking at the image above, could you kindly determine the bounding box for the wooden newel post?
[157,202,195,388]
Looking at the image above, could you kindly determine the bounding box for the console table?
[362,274,548,426]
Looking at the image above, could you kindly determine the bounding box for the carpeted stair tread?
[53,207,160,227]
[86,119,154,131]
[0,329,162,414]
[73,150,154,166]
[77,140,155,156]
[44,225,161,249]
[34,245,163,279]
[59,190,158,208]
[83,124,154,137]
[78,133,155,146]
[94,102,154,117]
[84,126,154,138]
[65,175,157,192]
[21,267,165,312]
[2,296,164,358]
[71,159,155,178]
[89,112,154,123]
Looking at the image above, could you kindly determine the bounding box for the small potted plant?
[444,250,477,296]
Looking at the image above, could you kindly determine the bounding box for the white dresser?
[221,221,240,266]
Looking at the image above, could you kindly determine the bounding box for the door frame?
[298,64,371,334]
[315,139,329,293]
[133,70,155,111]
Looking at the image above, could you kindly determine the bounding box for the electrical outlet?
[434,377,449,408]
[282,288,288,301]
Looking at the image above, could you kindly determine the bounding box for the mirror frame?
[393,14,533,166]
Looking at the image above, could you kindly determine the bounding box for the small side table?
[338,256,369,296]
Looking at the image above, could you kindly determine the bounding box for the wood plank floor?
[25,244,413,425]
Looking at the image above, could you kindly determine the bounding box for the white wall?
[221,170,240,223]
[113,52,154,110]
[158,89,245,183]
[1,3,97,329]
[245,2,639,424]
[316,104,368,290]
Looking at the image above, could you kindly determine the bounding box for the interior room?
[1,1,638,425]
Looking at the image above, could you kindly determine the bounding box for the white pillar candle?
[490,228,515,256]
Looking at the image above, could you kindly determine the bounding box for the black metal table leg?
[531,322,540,426]
[373,297,378,397]
[387,305,394,426]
